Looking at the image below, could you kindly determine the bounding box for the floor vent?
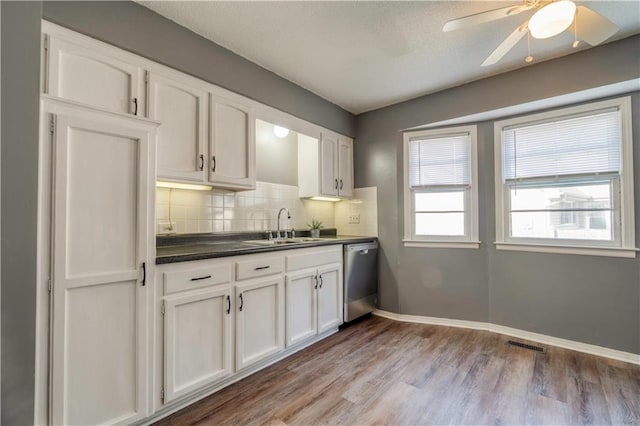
[507,340,544,352]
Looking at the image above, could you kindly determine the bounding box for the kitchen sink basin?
[244,237,326,245]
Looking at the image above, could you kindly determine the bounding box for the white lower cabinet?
[316,263,343,333]
[163,286,234,404]
[156,245,341,416]
[285,246,344,347]
[285,262,342,347]
[235,276,285,370]
[285,270,318,346]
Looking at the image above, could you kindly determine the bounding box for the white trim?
[373,310,640,365]
[403,240,480,249]
[493,96,635,256]
[495,242,638,258]
[403,125,479,244]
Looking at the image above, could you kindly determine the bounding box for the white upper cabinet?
[45,35,144,116]
[148,71,208,182]
[320,133,339,196]
[337,137,354,198]
[299,132,354,199]
[209,96,256,189]
[45,99,157,425]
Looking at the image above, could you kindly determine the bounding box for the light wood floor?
[155,315,640,425]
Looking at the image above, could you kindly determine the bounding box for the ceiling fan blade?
[443,4,533,32]
[482,23,528,67]
[569,5,619,46]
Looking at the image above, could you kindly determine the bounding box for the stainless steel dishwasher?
[344,241,379,322]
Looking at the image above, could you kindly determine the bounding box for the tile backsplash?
[335,187,378,237]
[156,182,336,234]
[157,182,378,236]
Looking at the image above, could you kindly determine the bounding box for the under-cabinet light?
[156,181,213,191]
[309,196,341,202]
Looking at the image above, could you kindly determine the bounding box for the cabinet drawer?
[286,247,342,272]
[236,256,284,281]
[164,263,232,295]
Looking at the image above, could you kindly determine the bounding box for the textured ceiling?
[137,1,640,114]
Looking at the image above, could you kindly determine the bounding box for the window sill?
[494,242,638,258]
[403,240,481,249]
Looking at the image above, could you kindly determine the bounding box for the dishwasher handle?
[345,242,378,253]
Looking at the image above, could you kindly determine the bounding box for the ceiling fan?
[443,0,619,66]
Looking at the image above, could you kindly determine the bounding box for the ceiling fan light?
[529,0,576,39]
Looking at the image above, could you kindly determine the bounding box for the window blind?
[502,109,621,181]
[409,133,470,187]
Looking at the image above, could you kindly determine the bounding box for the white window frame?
[403,125,480,248]
[494,96,636,258]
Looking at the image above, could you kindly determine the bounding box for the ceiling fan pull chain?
[525,30,533,63]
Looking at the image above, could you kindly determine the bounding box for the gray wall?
[256,119,298,186]
[355,35,640,354]
[1,2,42,424]
[42,1,355,137]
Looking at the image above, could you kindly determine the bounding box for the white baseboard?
[373,310,640,365]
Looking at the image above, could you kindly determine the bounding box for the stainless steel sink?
[244,238,326,245]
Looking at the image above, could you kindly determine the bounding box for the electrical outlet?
[348,214,360,224]
[157,221,176,234]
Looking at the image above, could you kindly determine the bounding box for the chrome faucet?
[277,207,291,239]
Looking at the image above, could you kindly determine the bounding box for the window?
[403,125,479,248]
[494,97,635,257]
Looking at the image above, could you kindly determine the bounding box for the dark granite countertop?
[156,230,377,264]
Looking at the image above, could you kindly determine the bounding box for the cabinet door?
[149,72,207,182]
[164,287,233,404]
[320,133,338,196]
[209,96,255,189]
[235,277,285,370]
[50,110,154,425]
[338,137,354,198]
[46,36,143,116]
[285,270,317,347]
[317,263,343,333]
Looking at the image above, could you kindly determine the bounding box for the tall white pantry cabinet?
[42,98,158,425]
